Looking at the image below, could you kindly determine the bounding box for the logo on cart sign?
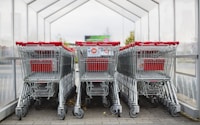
[104,49,109,53]
[91,48,97,54]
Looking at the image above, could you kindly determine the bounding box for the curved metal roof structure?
[26,0,159,22]
[23,0,159,40]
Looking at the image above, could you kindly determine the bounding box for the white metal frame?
[2,0,200,120]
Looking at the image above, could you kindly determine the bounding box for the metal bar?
[173,0,176,88]
[50,0,90,24]
[95,0,135,23]
[36,14,38,41]
[26,0,37,41]
[197,0,200,117]
[36,0,60,41]
[11,0,17,99]
[44,0,77,20]
[176,55,198,59]
[151,0,159,5]
[37,0,60,13]
[148,13,150,41]
[26,4,28,41]
[140,19,142,40]
[173,0,176,41]
[27,0,37,5]
[158,3,160,41]
[0,57,23,60]
[176,72,196,78]
[44,19,45,41]
[126,0,149,12]
[109,0,141,18]
[49,23,51,41]
[149,0,160,41]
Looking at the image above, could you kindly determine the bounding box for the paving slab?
[0,96,199,125]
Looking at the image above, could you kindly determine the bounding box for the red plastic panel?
[86,58,108,72]
[30,60,53,72]
[143,59,165,71]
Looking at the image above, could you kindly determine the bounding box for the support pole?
[197,0,200,118]
[36,14,38,41]
[11,0,17,99]
[158,3,160,41]
[26,4,28,41]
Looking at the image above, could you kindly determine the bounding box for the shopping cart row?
[15,41,180,120]
[15,42,76,120]
[117,41,180,117]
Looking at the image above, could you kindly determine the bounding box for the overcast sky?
[50,0,135,46]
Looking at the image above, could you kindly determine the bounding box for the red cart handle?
[120,41,179,51]
[134,41,179,46]
[16,41,74,52]
[75,41,120,46]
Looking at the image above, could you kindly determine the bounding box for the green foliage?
[63,42,69,47]
[125,31,135,45]
[75,56,78,63]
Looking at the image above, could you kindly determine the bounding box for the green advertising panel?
[85,35,110,42]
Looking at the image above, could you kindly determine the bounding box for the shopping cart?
[73,41,122,118]
[15,42,75,120]
[117,41,180,118]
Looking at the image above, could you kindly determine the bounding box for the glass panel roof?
[46,0,90,23]
[96,0,139,22]
[127,0,158,11]
[23,0,158,22]
[39,0,77,18]
[29,0,56,11]
[108,0,147,17]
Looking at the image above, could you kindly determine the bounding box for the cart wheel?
[167,102,173,112]
[85,98,91,107]
[34,100,41,110]
[58,111,65,120]
[159,98,165,106]
[72,109,75,116]
[75,109,84,119]
[103,99,111,108]
[151,98,159,108]
[117,109,121,117]
[16,110,22,120]
[17,113,22,120]
[64,105,68,114]
[129,108,138,118]
[170,106,179,117]
[22,106,28,117]
[110,106,117,114]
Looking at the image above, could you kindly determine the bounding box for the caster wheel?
[167,102,173,112]
[58,109,66,120]
[129,108,138,118]
[64,105,68,114]
[17,113,22,120]
[16,109,22,120]
[170,106,179,117]
[75,109,84,119]
[151,99,159,108]
[22,106,28,117]
[85,98,91,107]
[34,100,41,110]
[58,112,65,120]
[103,100,111,108]
[72,109,75,116]
[110,106,117,114]
[117,109,121,117]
